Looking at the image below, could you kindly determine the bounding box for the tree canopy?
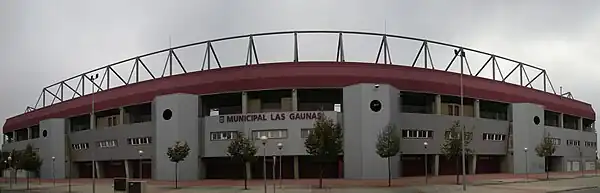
[167,141,191,163]
[376,124,401,158]
[226,132,258,163]
[304,114,343,162]
[440,120,473,158]
[535,133,557,158]
[19,144,42,172]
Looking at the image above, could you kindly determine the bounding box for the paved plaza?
[0,171,599,192]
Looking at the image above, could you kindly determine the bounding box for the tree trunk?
[455,158,460,185]
[175,162,178,189]
[319,163,324,189]
[387,157,391,187]
[243,161,248,190]
[545,156,549,180]
[27,171,30,190]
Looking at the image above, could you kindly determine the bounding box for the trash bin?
[113,178,127,192]
[127,181,147,193]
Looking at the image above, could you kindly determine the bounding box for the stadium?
[1,31,597,181]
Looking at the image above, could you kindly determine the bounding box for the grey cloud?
[1,0,600,144]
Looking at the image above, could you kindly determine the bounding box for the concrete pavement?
[0,171,599,192]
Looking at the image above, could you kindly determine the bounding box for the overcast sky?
[1,1,599,140]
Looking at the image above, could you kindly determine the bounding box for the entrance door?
[572,161,580,171]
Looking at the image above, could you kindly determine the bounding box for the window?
[548,138,561,145]
[72,143,90,150]
[107,116,119,127]
[447,104,460,116]
[445,131,473,140]
[210,131,238,141]
[483,133,506,141]
[301,128,313,138]
[127,137,152,145]
[402,129,433,139]
[98,140,118,148]
[252,129,288,139]
[585,141,597,148]
[567,140,581,146]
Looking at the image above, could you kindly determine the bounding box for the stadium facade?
[1,31,596,181]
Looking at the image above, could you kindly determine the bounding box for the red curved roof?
[3,62,595,132]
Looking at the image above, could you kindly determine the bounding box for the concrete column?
[242,92,248,114]
[578,117,583,131]
[90,113,96,130]
[124,160,130,179]
[435,95,442,115]
[434,155,440,176]
[471,154,477,174]
[559,113,564,128]
[292,89,298,111]
[245,162,252,180]
[12,131,16,142]
[119,107,125,125]
[94,161,103,178]
[293,156,299,179]
[474,99,480,118]
[27,127,32,140]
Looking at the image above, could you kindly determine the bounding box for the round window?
[533,116,541,125]
[370,100,382,112]
[162,109,173,120]
[42,130,48,137]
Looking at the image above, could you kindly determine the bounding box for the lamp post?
[52,156,56,187]
[138,150,144,179]
[2,160,6,185]
[90,73,98,193]
[260,136,268,193]
[424,141,428,184]
[277,142,283,188]
[524,147,529,181]
[272,154,276,193]
[7,156,12,189]
[67,159,72,193]
[595,150,598,176]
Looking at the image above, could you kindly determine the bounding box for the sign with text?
[219,112,325,123]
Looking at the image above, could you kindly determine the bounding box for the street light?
[138,150,144,179]
[90,73,99,193]
[424,141,428,185]
[524,147,529,181]
[260,136,268,193]
[272,153,276,193]
[277,142,283,189]
[52,157,56,187]
[7,156,12,189]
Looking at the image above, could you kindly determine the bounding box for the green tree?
[304,114,343,189]
[19,144,43,190]
[535,133,557,180]
[166,141,191,189]
[375,124,401,187]
[6,149,21,184]
[226,132,258,190]
[440,120,473,185]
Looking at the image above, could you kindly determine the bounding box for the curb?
[546,186,598,193]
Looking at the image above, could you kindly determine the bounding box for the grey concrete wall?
[68,121,155,161]
[511,103,545,174]
[546,126,597,171]
[396,113,510,155]
[2,119,68,179]
[203,111,339,157]
[154,93,200,181]
[342,83,400,180]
